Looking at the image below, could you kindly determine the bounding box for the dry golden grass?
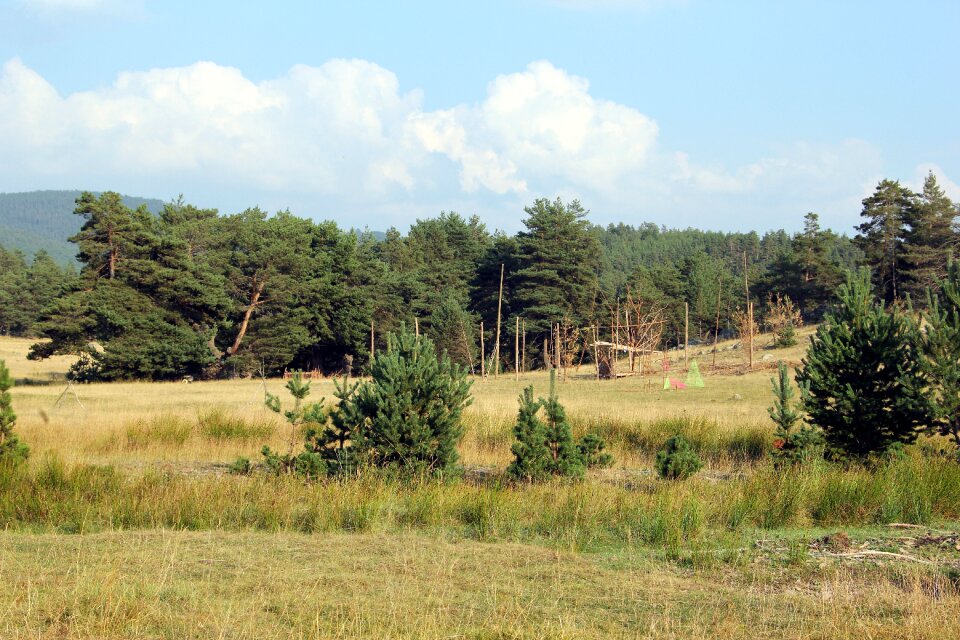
[3,330,815,469]
[3,329,960,639]
[1,529,957,639]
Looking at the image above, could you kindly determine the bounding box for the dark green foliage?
[507,370,600,481]
[228,456,252,475]
[507,387,550,481]
[541,370,585,479]
[855,180,917,303]
[576,433,614,469]
[302,376,364,475]
[654,435,702,480]
[261,372,328,478]
[349,327,472,474]
[797,269,930,460]
[902,172,958,298]
[0,361,29,464]
[919,258,960,454]
[768,361,822,463]
[513,198,602,362]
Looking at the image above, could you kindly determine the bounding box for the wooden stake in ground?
[369,319,375,363]
[544,337,550,371]
[748,301,754,370]
[494,263,504,377]
[555,323,562,381]
[593,325,600,381]
[521,318,526,373]
[684,302,689,366]
[515,315,520,381]
[480,320,485,379]
[713,278,722,370]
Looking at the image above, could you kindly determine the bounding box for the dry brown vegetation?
[2,330,959,639]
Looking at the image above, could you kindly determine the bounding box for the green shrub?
[350,327,472,475]
[654,435,703,480]
[798,269,930,460]
[577,433,614,469]
[0,360,28,465]
[768,361,822,464]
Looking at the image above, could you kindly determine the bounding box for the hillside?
[0,190,165,264]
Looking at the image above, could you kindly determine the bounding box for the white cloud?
[0,56,900,232]
[410,61,658,195]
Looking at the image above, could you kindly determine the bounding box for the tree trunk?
[227,278,265,356]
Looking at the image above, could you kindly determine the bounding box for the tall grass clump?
[590,415,770,463]
[198,408,274,441]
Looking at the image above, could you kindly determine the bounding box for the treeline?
[2,173,957,381]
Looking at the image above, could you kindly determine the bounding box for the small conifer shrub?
[797,269,930,460]
[768,361,822,463]
[261,371,328,478]
[577,433,614,469]
[654,434,702,480]
[0,360,29,465]
[508,370,612,481]
[350,327,472,475]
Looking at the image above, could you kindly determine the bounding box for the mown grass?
[4,529,959,640]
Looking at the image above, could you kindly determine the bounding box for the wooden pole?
[593,325,600,381]
[555,323,562,381]
[480,321,485,379]
[684,302,689,366]
[748,301,754,370]
[544,337,550,371]
[414,317,419,338]
[515,315,520,381]
[494,263,504,377]
[370,318,375,363]
[713,278,722,370]
[521,318,526,373]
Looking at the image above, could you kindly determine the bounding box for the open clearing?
[3,331,960,638]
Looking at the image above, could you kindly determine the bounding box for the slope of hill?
[0,190,165,264]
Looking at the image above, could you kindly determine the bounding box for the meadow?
[2,331,960,639]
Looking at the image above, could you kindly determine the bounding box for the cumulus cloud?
[409,61,658,195]
[0,55,909,232]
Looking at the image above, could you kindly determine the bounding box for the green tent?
[685,360,705,388]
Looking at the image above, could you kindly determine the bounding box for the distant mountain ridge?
[0,190,166,264]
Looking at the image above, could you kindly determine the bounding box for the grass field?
[2,331,960,639]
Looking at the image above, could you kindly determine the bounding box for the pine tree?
[0,360,29,464]
[506,386,550,481]
[261,372,327,477]
[351,326,472,474]
[902,172,958,298]
[506,369,597,480]
[304,375,364,474]
[855,180,917,303]
[541,369,585,478]
[513,198,602,365]
[768,361,821,463]
[796,269,929,459]
[919,258,960,455]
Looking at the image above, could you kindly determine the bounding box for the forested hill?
[0,190,165,264]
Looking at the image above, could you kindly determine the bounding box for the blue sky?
[0,0,957,234]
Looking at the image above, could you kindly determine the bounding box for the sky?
[0,0,957,235]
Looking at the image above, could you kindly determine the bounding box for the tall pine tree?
[855,180,917,303]
[902,172,958,298]
[513,198,601,365]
